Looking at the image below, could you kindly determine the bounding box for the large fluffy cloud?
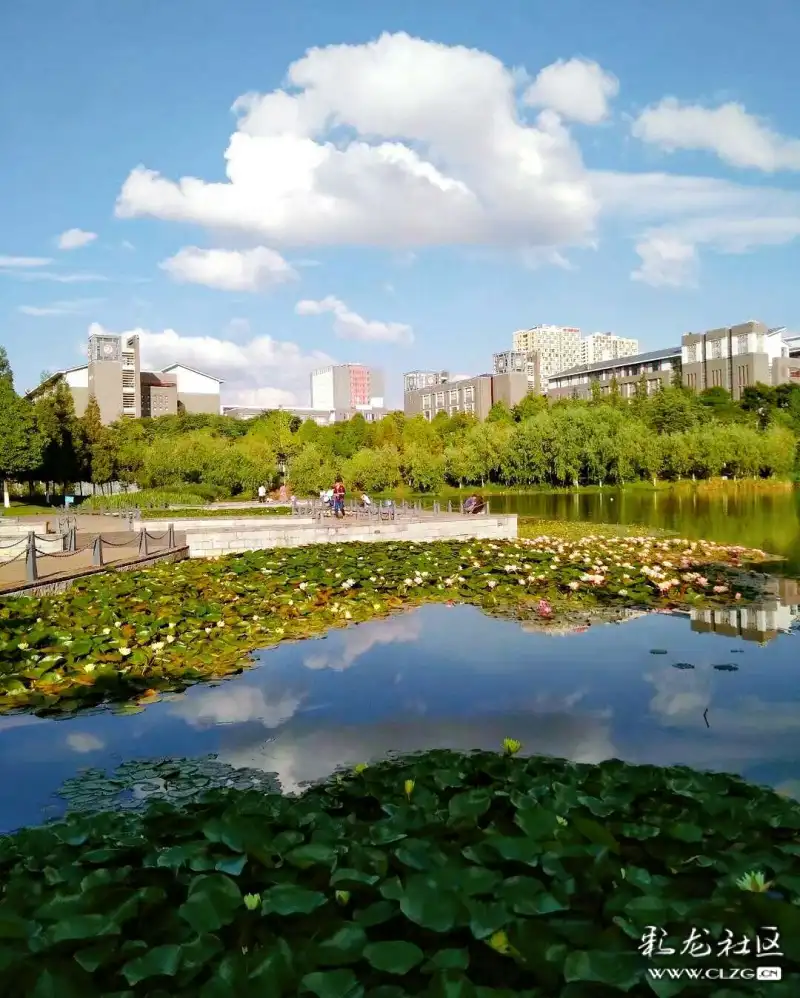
[523,57,619,125]
[115,33,598,252]
[112,33,800,285]
[295,296,413,344]
[160,246,297,292]
[87,321,334,407]
[632,98,800,172]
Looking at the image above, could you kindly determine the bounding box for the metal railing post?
[447,500,452,513]
[167,523,175,548]
[26,532,38,583]
[69,525,77,551]
[138,530,149,557]
[485,500,491,515]
[92,536,104,566]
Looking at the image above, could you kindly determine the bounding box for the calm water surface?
[1,600,798,833]
[479,488,800,576]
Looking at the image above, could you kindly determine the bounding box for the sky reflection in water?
[0,599,798,833]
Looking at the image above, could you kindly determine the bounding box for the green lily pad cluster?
[0,535,767,716]
[58,756,281,815]
[1,749,798,996]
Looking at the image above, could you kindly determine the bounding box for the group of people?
[319,478,374,518]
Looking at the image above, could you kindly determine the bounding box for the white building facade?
[512,325,582,388]
[580,333,639,366]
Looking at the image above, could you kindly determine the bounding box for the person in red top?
[332,476,346,518]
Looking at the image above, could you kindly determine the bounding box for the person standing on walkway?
[332,476,346,518]
[257,484,267,503]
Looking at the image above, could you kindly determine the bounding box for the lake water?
[475,487,800,577]
[1,597,798,834]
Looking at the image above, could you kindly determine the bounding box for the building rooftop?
[161,363,224,383]
[553,345,681,379]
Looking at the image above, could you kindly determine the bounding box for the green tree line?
[1,347,799,502]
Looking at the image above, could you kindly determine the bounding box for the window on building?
[737,334,748,355]
[737,365,750,389]
[449,389,458,404]
[423,409,432,421]
[464,402,475,414]
[435,392,445,407]
[422,394,431,409]
[449,405,459,416]
[686,344,697,363]
[463,386,474,402]
[710,339,722,359]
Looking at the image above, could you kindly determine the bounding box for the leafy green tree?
[511,393,547,422]
[403,446,445,492]
[485,400,514,424]
[288,444,336,496]
[0,365,41,507]
[34,378,81,492]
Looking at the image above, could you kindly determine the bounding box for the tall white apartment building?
[310,364,385,411]
[512,325,582,388]
[580,333,639,366]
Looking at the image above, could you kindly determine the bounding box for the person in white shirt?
[360,493,372,509]
[257,484,266,503]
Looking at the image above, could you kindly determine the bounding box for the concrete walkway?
[0,524,186,592]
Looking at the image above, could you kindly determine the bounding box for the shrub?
[0,750,798,995]
[82,487,219,511]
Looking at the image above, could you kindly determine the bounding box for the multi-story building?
[681,321,800,399]
[404,371,528,421]
[310,364,385,413]
[27,333,223,424]
[403,370,449,394]
[512,325,582,388]
[580,333,639,366]
[547,347,681,400]
[492,351,540,394]
[786,334,800,358]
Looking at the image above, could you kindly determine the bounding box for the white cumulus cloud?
[632,97,800,172]
[160,245,298,292]
[523,57,619,124]
[87,321,334,407]
[110,33,800,288]
[631,235,698,288]
[115,32,598,254]
[57,228,98,250]
[19,297,105,317]
[295,296,413,344]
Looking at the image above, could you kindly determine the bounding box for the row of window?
[422,402,476,419]
[684,334,765,363]
[421,386,475,407]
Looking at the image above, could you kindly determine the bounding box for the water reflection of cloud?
[66,733,105,754]
[303,615,421,672]
[172,685,304,730]
[218,711,618,794]
[645,665,712,722]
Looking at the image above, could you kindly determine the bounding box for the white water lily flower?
[298,582,308,591]
[119,647,131,657]
[102,628,111,636]
[17,642,28,650]
[166,635,175,644]
[150,642,165,652]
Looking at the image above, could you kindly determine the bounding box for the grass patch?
[1,748,798,995]
[0,536,770,717]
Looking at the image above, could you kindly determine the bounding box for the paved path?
[0,524,185,592]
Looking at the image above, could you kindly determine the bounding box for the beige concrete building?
[492,350,541,394]
[404,371,528,421]
[681,321,800,399]
[548,346,681,400]
[27,333,223,424]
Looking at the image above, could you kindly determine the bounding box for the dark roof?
[553,346,681,380]
[140,371,177,387]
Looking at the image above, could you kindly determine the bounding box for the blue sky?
[2,0,800,406]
